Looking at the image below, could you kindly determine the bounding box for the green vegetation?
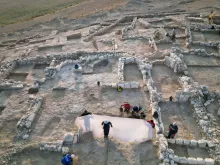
[0,0,87,26]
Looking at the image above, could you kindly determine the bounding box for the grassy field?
[0,0,87,26]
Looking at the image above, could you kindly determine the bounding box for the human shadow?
[82,115,94,132]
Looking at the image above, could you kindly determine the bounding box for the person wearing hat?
[101,120,113,138]
[167,122,178,139]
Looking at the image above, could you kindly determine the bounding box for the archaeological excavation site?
[0,0,220,165]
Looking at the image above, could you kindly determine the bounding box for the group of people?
[120,102,146,119]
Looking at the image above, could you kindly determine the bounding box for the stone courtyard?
[0,1,220,165]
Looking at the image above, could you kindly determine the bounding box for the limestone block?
[198,140,207,148]
[173,156,179,162]
[61,147,69,154]
[168,139,175,144]
[169,154,174,159]
[163,158,169,163]
[190,140,198,147]
[207,141,215,148]
[124,82,131,89]
[170,160,175,165]
[176,139,183,145]
[160,144,167,152]
[22,134,29,140]
[117,83,125,88]
[167,148,174,154]
[218,110,220,116]
[197,158,205,164]
[25,121,32,128]
[63,133,74,146]
[130,82,139,88]
[188,157,197,164]
[183,140,190,145]
[179,157,188,164]
[111,83,117,88]
[159,153,164,160]
[204,158,214,165]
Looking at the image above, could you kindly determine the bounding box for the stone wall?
[121,17,137,39]
[15,96,43,140]
[164,47,187,74]
[0,61,17,79]
[84,16,127,42]
[45,52,123,80]
[0,80,24,90]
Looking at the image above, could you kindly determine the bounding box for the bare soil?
[152,64,181,100]
[159,102,202,140]
[169,143,210,159]
[0,0,220,164]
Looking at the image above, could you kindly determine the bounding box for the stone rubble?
[15,96,43,140]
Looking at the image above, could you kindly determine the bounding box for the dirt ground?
[159,102,202,140]
[152,64,181,101]
[168,143,210,159]
[0,0,220,164]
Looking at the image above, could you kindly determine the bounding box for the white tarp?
[75,114,153,143]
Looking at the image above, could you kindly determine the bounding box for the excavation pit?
[159,102,202,140]
[13,64,33,73]
[10,149,61,165]
[93,59,112,73]
[32,64,49,79]
[156,43,173,50]
[206,99,220,126]
[67,33,82,41]
[124,63,143,82]
[165,28,185,35]
[187,66,220,91]
[33,64,49,69]
[38,45,63,55]
[190,44,218,54]
[0,119,18,154]
[122,40,155,56]
[7,73,28,82]
[52,90,66,99]
[169,143,209,159]
[202,31,220,42]
[184,55,220,66]
[101,88,148,116]
[192,31,206,42]
[175,38,186,49]
[152,64,181,100]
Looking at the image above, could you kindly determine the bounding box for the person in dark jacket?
[80,110,91,117]
[101,121,113,138]
[167,122,178,139]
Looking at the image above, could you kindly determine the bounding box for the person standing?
[101,121,113,138]
[171,28,176,41]
[167,122,178,139]
[209,10,214,25]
